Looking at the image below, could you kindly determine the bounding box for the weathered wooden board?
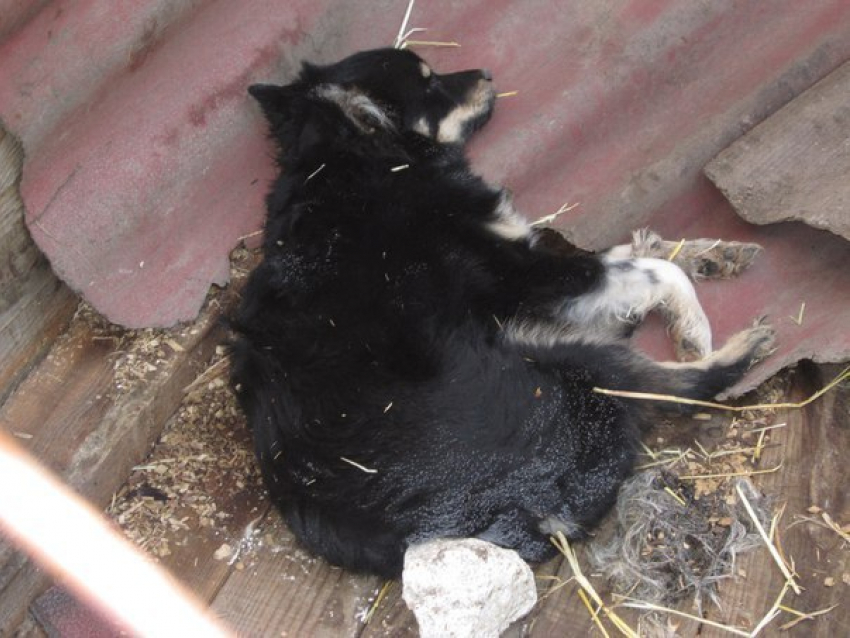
[0,298,226,632]
[701,364,850,637]
[210,510,382,637]
[0,126,76,404]
[17,360,847,636]
[705,60,850,242]
[29,365,271,636]
[357,580,416,638]
[10,611,47,638]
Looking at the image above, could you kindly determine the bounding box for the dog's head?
[249,48,495,159]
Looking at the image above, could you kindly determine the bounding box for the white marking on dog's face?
[435,80,495,144]
[437,103,483,143]
[419,62,432,79]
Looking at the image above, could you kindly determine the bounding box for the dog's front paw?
[630,230,763,280]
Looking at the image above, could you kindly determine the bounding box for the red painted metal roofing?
[1,0,848,393]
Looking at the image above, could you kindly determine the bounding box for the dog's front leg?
[606,229,762,280]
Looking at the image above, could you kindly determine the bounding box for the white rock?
[402,538,537,638]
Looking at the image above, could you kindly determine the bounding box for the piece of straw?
[666,238,686,261]
[577,588,610,638]
[789,302,806,326]
[394,0,417,48]
[664,486,687,506]
[778,602,839,630]
[749,581,791,636]
[617,597,751,637]
[593,366,849,412]
[340,457,378,474]
[551,532,638,638]
[735,483,801,594]
[363,580,394,624]
[402,40,461,48]
[678,462,783,481]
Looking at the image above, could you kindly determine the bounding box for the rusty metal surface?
[0,0,848,393]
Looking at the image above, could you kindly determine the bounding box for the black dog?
[230,48,774,577]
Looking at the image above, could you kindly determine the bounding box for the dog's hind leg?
[606,229,762,281]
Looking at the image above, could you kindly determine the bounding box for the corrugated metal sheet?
[1,0,848,392]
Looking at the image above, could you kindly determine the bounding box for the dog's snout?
[481,68,493,81]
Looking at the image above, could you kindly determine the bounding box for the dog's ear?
[250,82,394,135]
[249,83,333,158]
[312,85,395,135]
[249,81,399,161]
[248,83,296,130]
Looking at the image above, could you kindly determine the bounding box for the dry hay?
[107,346,262,560]
[583,376,797,635]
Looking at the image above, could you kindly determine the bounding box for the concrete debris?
[402,538,536,638]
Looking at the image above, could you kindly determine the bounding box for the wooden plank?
[16,355,845,636]
[0,126,76,404]
[28,330,269,637]
[211,509,382,637]
[10,611,48,638]
[705,60,850,242]
[103,349,271,603]
[30,587,126,638]
[357,580,416,638]
[0,292,229,633]
[701,364,850,637]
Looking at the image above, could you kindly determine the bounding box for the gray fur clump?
[589,471,770,615]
